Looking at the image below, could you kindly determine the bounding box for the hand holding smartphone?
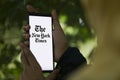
[28,14,54,71]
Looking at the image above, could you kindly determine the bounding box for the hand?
[52,10,68,62]
[23,5,68,62]
[20,43,60,80]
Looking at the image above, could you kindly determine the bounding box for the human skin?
[20,5,68,80]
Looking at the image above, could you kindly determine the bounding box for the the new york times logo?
[31,25,50,43]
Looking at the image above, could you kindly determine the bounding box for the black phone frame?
[28,13,54,72]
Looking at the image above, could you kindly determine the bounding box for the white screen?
[29,15,53,71]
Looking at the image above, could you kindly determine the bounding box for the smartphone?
[28,13,54,71]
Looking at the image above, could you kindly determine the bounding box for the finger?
[52,10,66,41]
[46,69,60,80]
[23,25,30,32]
[20,43,42,71]
[23,33,30,40]
[24,41,29,47]
[51,10,61,29]
[26,4,39,13]
[51,10,65,34]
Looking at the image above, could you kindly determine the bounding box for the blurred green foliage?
[0,0,94,80]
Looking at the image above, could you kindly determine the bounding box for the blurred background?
[0,0,96,79]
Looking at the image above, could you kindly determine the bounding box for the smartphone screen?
[29,14,54,71]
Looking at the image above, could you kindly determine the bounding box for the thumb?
[51,10,61,29]
[46,69,60,80]
[52,10,65,38]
